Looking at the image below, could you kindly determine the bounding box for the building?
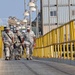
[41,0,75,35]
[32,12,42,35]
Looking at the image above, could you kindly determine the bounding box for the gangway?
[0,20,75,75]
[0,59,75,75]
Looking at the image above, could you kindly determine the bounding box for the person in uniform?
[2,27,14,60]
[14,28,24,59]
[23,26,36,60]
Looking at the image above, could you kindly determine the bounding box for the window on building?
[50,11,53,16]
[72,10,75,16]
[54,11,57,16]
[50,11,57,16]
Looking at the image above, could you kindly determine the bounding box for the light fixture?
[23,19,27,23]
[22,26,25,29]
[30,7,36,11]
[14,25,16,27]
[24,10,29,16]
[15,19,18,22]
[29,2,35,7]
[17,22,20,25]
[18,26,21,29]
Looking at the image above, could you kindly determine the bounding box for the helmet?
[27,26,31,30]
[16,27,19,30]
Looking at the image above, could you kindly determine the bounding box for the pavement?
[0,58,75,75]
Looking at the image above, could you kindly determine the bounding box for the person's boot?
[5,57,7,60]
[6,57,9,60]
[30,54,33,60]
[26,58,29,60]
[30,57,32,60]
[18,56,21,60]
[26,55,29,60]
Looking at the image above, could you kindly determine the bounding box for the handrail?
[33,19,75,60]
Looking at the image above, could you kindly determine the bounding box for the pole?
[24,0,27,28]
[48,0,51,31]
[29,7,32,28]
[24,0,26,18]
[56,0,58,27]
[35,0,39,37]
[36,5,39,37]
[68,0,71,21]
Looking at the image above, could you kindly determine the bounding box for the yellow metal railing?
[33,20,75,60]
[0,26,4,58]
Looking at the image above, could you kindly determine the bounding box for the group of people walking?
[2,25,36,60]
